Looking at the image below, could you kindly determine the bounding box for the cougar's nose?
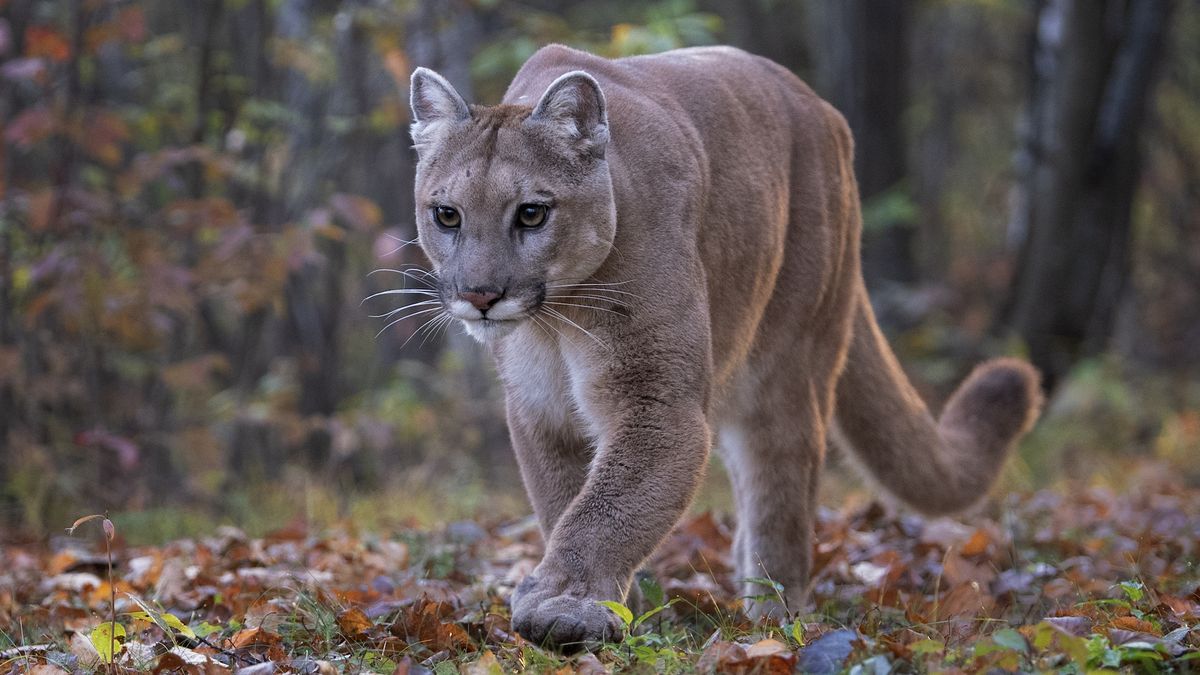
[458,287,503,311]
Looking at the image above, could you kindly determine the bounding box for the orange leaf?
[229,626,283,651]
[25,26,70,62]
[1109,616,1159,635]
[960,528,992,557]
[744,638,798,674]
[383,48,410,92]
[48,550,79,575]
[391,597,472,652]
[336,607,373,638]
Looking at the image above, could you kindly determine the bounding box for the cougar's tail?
[833,284,1043,515]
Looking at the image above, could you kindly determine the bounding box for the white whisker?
[399,311,450,350]
[533,310,568,343]
[542,306,608,351]
[545,293,632,308]
[375,306,444,339]
[432,312,457,343]
[546,278,634,286]
[418,313,454,349]
[546,283,642,300]
[369,267,441,289]
[361,289,439,305]
[383,233,420,246]
[542,301,626,317]
[368,267,439,284]
[368,299,442,318]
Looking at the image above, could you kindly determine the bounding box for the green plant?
[599,590,687,669]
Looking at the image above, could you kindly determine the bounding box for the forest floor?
[3,464,1200,674]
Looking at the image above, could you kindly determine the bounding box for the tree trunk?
[701,0,809,74]
[1005,0,1173,389]
[806,0,916,325]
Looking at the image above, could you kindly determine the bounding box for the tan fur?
[406,45,1042,647]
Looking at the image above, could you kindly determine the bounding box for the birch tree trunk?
[1005,0,1174,388]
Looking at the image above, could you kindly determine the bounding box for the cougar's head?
[407,67,617,342]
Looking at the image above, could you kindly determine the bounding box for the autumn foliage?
[2,469,1199,671]
[0,2,486,532]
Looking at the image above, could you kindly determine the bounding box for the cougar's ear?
[409,67,470,147]
[528,70,609,158]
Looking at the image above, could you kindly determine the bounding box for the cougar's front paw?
[510,572,622,648]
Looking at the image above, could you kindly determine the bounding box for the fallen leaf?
[696,641,747,673]
[574,653,608,674]
[462,649,503,675]
[1110,616,1160,635]
[336,607,373,638]
[89,621,125,663]
[960,528,992,557]
[743,638,797,674]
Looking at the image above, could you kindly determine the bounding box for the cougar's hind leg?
[719,368,830,620]
[718,283,854,620]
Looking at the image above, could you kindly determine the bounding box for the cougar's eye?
[434,206,461,228]
[515,204,548,228]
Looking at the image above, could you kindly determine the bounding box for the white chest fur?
[497,325,588,437]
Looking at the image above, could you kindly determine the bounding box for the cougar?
[404,44,1041,646]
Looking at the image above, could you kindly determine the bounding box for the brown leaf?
[744,638,798,674]
[960,528,992,557]
[152,652,188,674]
[24,25,70,62]
[941,549,995,588]
[696,641,748,673]
[336,607,373,639]
[462,650,502,675]
[1110,616,1160,635]
[574,653,608,674]
[936,581,995,619]
[679,511,732,549]
[229,626,285,661]
[1158,594,1200,619]
[390,597,472,652]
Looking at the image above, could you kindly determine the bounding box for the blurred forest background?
[1,0,1198,541]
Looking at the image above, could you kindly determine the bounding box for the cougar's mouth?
[460,314,526,341]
